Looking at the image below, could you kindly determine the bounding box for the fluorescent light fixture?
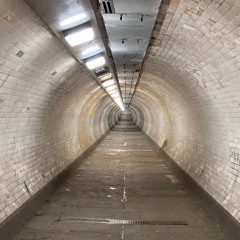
[64,24,94,47]
[61,13,87,26]
[106,85,116,92]
[95,67,109,78]
[114,97,125,111]
[82,45,100,56]
[114,97,122,104]
[100,73,112,81]
[107,89,118,95]
[85,56,105,70]
[99,73,110,78]
[111,92,120,98]
[102,79,114,88]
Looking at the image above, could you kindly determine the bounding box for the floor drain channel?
[60,217,188,225]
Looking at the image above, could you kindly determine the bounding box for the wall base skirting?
[144,132,240,240]
[0,131,109,240]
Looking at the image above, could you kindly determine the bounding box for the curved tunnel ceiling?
[0,0,240,228]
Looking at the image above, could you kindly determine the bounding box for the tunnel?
[0,0,240,239]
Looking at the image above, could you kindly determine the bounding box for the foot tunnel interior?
[0,0,240,239]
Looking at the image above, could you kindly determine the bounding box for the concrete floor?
[15,115,226,240]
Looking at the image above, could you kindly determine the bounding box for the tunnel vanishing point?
[0,0,240,239]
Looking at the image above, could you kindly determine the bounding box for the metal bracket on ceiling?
[119,13,127,21]
[122,38,127,44]
[140,14,149,22]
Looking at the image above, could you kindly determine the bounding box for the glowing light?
[99,73,112,81]
[85,56,105,70]
[65,27,94,46]
[102,79,115,88]
[114,97,125,111]
[111,92,120,98]
[107,89,118,95]
[106,85,116,92]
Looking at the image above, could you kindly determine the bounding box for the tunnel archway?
[0,0,240,239]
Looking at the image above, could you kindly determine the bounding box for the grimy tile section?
[15,121,226,240]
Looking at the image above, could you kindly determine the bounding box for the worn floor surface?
[15,117,226,240]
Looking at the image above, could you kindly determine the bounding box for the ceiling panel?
[100,0,162,108]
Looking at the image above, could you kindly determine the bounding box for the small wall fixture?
[136,38,143,44]
[119,13,127,21]
[63,23,94,46]
[121,38,127,44]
